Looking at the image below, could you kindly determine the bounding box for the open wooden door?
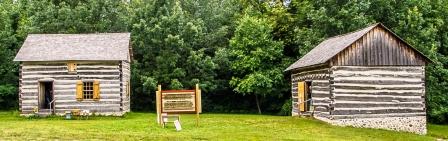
[297,81,306,112]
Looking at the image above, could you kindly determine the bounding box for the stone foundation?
[315,116,427,134]
[21,112,126,117]
[55,112,125,116]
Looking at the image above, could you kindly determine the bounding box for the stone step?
[39,109,51,112]
[299,112,313,117]
[36,109,53,117]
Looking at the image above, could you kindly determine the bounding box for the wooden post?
[195,84,200,127]
[156,85,162,125]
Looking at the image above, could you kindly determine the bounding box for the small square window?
[83,82,94,99]
[67,62,77,73]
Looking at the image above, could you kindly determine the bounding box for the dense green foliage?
[0,111,447,140]
[0,1,19,109]
[0,0,447,123]
[228,10,286,114]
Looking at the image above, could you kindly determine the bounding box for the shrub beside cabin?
[14,33,132,116]
[285,23,431,134]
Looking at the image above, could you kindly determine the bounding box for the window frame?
[82,81,94,100]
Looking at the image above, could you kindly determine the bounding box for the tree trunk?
[255,94,261,114]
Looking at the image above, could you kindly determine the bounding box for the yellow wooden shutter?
[76,80,83,101]
[93,80,100,101]
[298,81,306,112]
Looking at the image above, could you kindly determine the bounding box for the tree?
[129,0,219,111]
[228,10,284,114]
[17,0,128,34]
[0,0,446,122]
[0,0,19,109]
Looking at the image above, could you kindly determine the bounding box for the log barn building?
[14,33,132,116]
[285,23,431,134]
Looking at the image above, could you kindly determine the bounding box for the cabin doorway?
[298,81,312,113]
[39,81,54,110]
[305,81,312,111]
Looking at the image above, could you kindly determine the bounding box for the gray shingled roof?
[14,33,131,61]
[285,24,379,71]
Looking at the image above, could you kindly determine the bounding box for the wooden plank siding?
[291,67,330,116]
[329,66,426,119]
[19,61,125,115]
[331,27,426,66]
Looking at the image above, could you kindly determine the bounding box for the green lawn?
[0,111,446,140]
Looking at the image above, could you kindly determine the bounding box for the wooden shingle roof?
[14,33,131,61]
[285,24,377,71]
[285,23,431,71]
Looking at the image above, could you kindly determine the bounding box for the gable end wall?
[331,27,427,66]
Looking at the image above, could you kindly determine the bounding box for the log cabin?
[285,23,431,134]
[14,33,132,116]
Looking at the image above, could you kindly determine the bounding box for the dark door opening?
[39,82,54,109]
[305,81,312,111]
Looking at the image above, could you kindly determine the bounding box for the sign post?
[156,85,162,124]
[195,84,201,126]
[155,84,202,127]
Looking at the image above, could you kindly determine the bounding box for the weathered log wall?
[329,66,426,119]
[121,61,131,112]
[20,61,127,115]
[290,67,330,116]
[311,80,331,118]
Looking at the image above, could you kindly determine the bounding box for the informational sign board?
[161,90,196,113]
[156,84,202,126]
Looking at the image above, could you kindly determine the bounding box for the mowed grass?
[0,111,447,140]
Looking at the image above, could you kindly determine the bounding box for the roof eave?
[14,59,127,62]
[285,63,329,73]
[285,23,380,72]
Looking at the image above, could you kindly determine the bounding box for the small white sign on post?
[174,120,182,131]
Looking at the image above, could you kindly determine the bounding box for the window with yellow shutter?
[76,80,100,101]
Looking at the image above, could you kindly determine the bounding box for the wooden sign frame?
[161,90,196,113]
[156,84,201,126]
